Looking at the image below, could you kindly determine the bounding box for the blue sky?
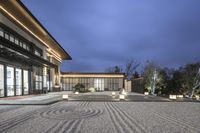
[22,0,200,72]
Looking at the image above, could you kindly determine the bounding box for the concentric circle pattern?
[37,106,103,120]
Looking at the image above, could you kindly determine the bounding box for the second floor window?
[10,34,14,43]
[0,27,3,37]
[35,50,42,57]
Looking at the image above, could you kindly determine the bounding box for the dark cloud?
[22,0,200,72]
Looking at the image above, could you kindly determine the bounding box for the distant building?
[131,77,144,93]
[61,72,125,91]
[124,79,132,92]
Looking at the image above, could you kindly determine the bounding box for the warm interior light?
[61,74,124,78]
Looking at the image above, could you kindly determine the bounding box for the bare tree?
[125,59,140,80]
[142,61,161,93]
[191,68,200,98]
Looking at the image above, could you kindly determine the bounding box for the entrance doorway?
[23,70,29,95]
[94,79,104,91]
[16,68,22,95]
[7,66,14,96]
[0,64,4,97]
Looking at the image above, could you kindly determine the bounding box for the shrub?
[73,83,87,93]
[144,88,149,92]
[88,87,96,92]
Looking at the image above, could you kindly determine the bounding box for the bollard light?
[144,92,149,95]
[119,94,125,100]
[75,91,79,95]
[62,94,68,100]
[121,89,127,96]
[169,95,177,100]
[177,95,183,99]
[112,92,116,96]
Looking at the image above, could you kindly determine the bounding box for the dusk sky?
[22,0,200,72]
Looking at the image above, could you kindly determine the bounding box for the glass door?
[94,79,105,91]
[23,70,29,95]
[46,68,50,91]
[35,67,43,93]
[7,66,14,96]
[16,68,22,95]
[0,65,4,97]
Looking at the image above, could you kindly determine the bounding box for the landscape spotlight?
[112,92,116,96]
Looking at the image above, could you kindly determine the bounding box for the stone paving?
[69,92,171,102]
[0,101,199,133]
[0,92,73,105]
[0,91,199,105]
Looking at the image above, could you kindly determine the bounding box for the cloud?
[22,0,200,72]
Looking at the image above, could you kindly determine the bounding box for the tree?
[180,63,200,96]
[142,62,183,95]
[105,66,123,73]
[132,71,140,79]
[155,67,175,95]
[191,68,200,97]
[125,59,140,80]
[142,61,162,94]
[164,63,200,95]
[73,83,86,92]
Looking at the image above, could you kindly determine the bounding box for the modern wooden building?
[61,72,125,91]
[0,0,71,97]
[0,1,127,98]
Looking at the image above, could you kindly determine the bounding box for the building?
[0,0,71,97]
[61,72,125,91]
[131,77,144,93]
[0,1,127,98]
[124,79,132,92]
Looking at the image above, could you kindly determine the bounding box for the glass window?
[0,65,4,97]
[23,70,29,95]
[10,34,14,42]
[7,66,14,96]
[0,27,4,37]
[35,50,41,56]
[35,68,42,90]
[14,38,19,45]
[5,33,9,40]
[27,46,30,51]
[23,42,26,49]
[19,41,23,47]
[16,69,22,95]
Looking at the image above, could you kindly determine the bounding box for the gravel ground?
[0,101,199,133]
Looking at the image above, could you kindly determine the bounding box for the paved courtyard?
[0,100,200,133]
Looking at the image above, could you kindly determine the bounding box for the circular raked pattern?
[38,106,103,120]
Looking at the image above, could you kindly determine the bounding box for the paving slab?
[0,91,73,105]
